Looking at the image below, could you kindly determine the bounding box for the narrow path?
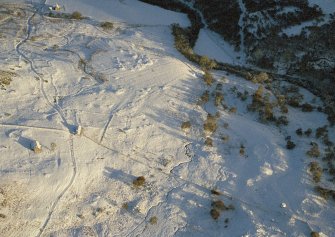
[15,0,70,130]
[99,114,114,143]
[82,132,318,233]
[0,123,65,133]
[36,135,77,237]
[11,1,79,236]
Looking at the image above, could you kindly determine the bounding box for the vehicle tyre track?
[15,0,70,130]
[36,135,77,237]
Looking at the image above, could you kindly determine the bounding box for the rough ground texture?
[0,1,334,237]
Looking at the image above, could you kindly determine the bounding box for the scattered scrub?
[211,200,227,211]
[215,92,224,106]
[199,56,216,70]
[133,176,146,187]
[210,200,234,220]
[237,90,249,101]
[203,70,214,85]
[100,21,114,30]
[275,116,289,126]
[309,161,322,183]
[229,107,237,114]
[316,126,328,139]
[122,203,129,210]
[221,135,229,142]
[239,144,245,156]
[181,121,191,130]
[205,137,213,147]
[70,11,83,19]
[203,114,217,133]
[210,208,220,220]
[248,85,264,111]
[47,11,84,20]
[149,216,158,225]
[252,72,271,84]
[211,189,221,195]
[198,90,209,104]
[306,142,320,158]
[301,103,313,112]
[0,70,17,89]
[315,186,335,201]
[310,232,320,237]
[305,128,313,137]
[286,140,296,150]
[215,83,223,91]
[296,128,303,136]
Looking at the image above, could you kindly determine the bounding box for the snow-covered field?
[0,1,334,237]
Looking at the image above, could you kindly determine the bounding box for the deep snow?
[0,1,334,237]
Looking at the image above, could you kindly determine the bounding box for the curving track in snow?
[13,2,79,236]
[36,136,77,237]
[15,0,70,130]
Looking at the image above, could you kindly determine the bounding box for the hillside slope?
[0,1,334,237]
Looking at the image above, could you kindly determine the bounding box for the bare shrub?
[199,56,216,70]
[237,90,249,101]
[221,135,229,142]
[316,126,328,139]
[287,96,301,107]
[211,189,221,195]
[252,72,271,84]
[304,128,313,137]
[239,144,245,156]
[307,142,320,157]
[248,85,264,111]
[70,11,83,19]
[122,203,129,210]
[205,137,213,147]
[311,232,320,237]
[198,90,209,105]
[301,103,313,112]
[276,116,289,126]
[149,216,158,225]
[204,114,217,133]
[133,176,145,187]
[181,121,191,130]
[211,200,234,211]
[215,92,224,106]
[203,70,214,85]
[0,70,17,89]
[101,21,114,30]
[315,186,335,200]
[296,128,303,136]
[286,140,296,150]
[229,107,237,113]
[211,200,227,211]
[215,83,223,91]
[210,208,220,220]
[309,161,322,183]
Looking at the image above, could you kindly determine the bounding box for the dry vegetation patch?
[0,70,17,89]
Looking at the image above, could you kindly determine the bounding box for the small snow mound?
[301,197,323,217]
[246,179,254,186]
[260,162,273,176]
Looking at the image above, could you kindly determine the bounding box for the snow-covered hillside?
[0,1,334,237]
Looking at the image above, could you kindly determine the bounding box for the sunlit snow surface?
[0,0,334,237]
